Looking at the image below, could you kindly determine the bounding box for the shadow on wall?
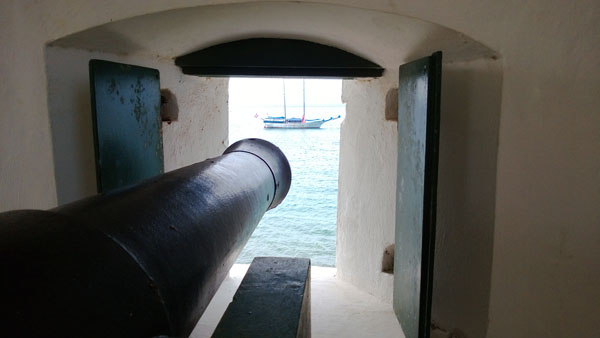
[432,58,503,337]
[46,46,99,205]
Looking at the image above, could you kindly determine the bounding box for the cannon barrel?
[0,138,291,338]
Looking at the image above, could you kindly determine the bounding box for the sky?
[229,78,344,110]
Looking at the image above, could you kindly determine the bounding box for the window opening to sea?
[229,78,344,267]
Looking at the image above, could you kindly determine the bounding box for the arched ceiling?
[50,2,497,69]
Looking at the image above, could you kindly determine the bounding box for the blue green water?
[231,106,343,267]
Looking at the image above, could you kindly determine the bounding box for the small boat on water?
[263,115,341,129]
[262,79,341,129]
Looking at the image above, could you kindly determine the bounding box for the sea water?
[230,105,344,267]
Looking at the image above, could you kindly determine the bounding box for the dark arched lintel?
[175,38,384,78]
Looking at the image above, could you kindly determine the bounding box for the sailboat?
[262,79,341,129]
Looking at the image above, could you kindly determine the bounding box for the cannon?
[0,138,291,338]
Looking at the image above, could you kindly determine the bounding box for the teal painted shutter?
[89,60,164,193]
[394,51,442,338]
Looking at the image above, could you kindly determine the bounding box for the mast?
[282,79,287,122]
[302,79,306,123]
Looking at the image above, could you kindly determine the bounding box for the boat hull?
[264,120,326,129]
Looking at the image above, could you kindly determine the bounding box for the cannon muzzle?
[0,138,291,337]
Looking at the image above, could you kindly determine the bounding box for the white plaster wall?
[161,74,228,173]
[46,46,228,205]
[337,74,398,303]
[486,8,600,337]
[1,1,599,338]
[0,2,57,210]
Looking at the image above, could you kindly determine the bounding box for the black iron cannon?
[0,138,291,338]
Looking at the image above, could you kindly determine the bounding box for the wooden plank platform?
[211,257,311,338]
